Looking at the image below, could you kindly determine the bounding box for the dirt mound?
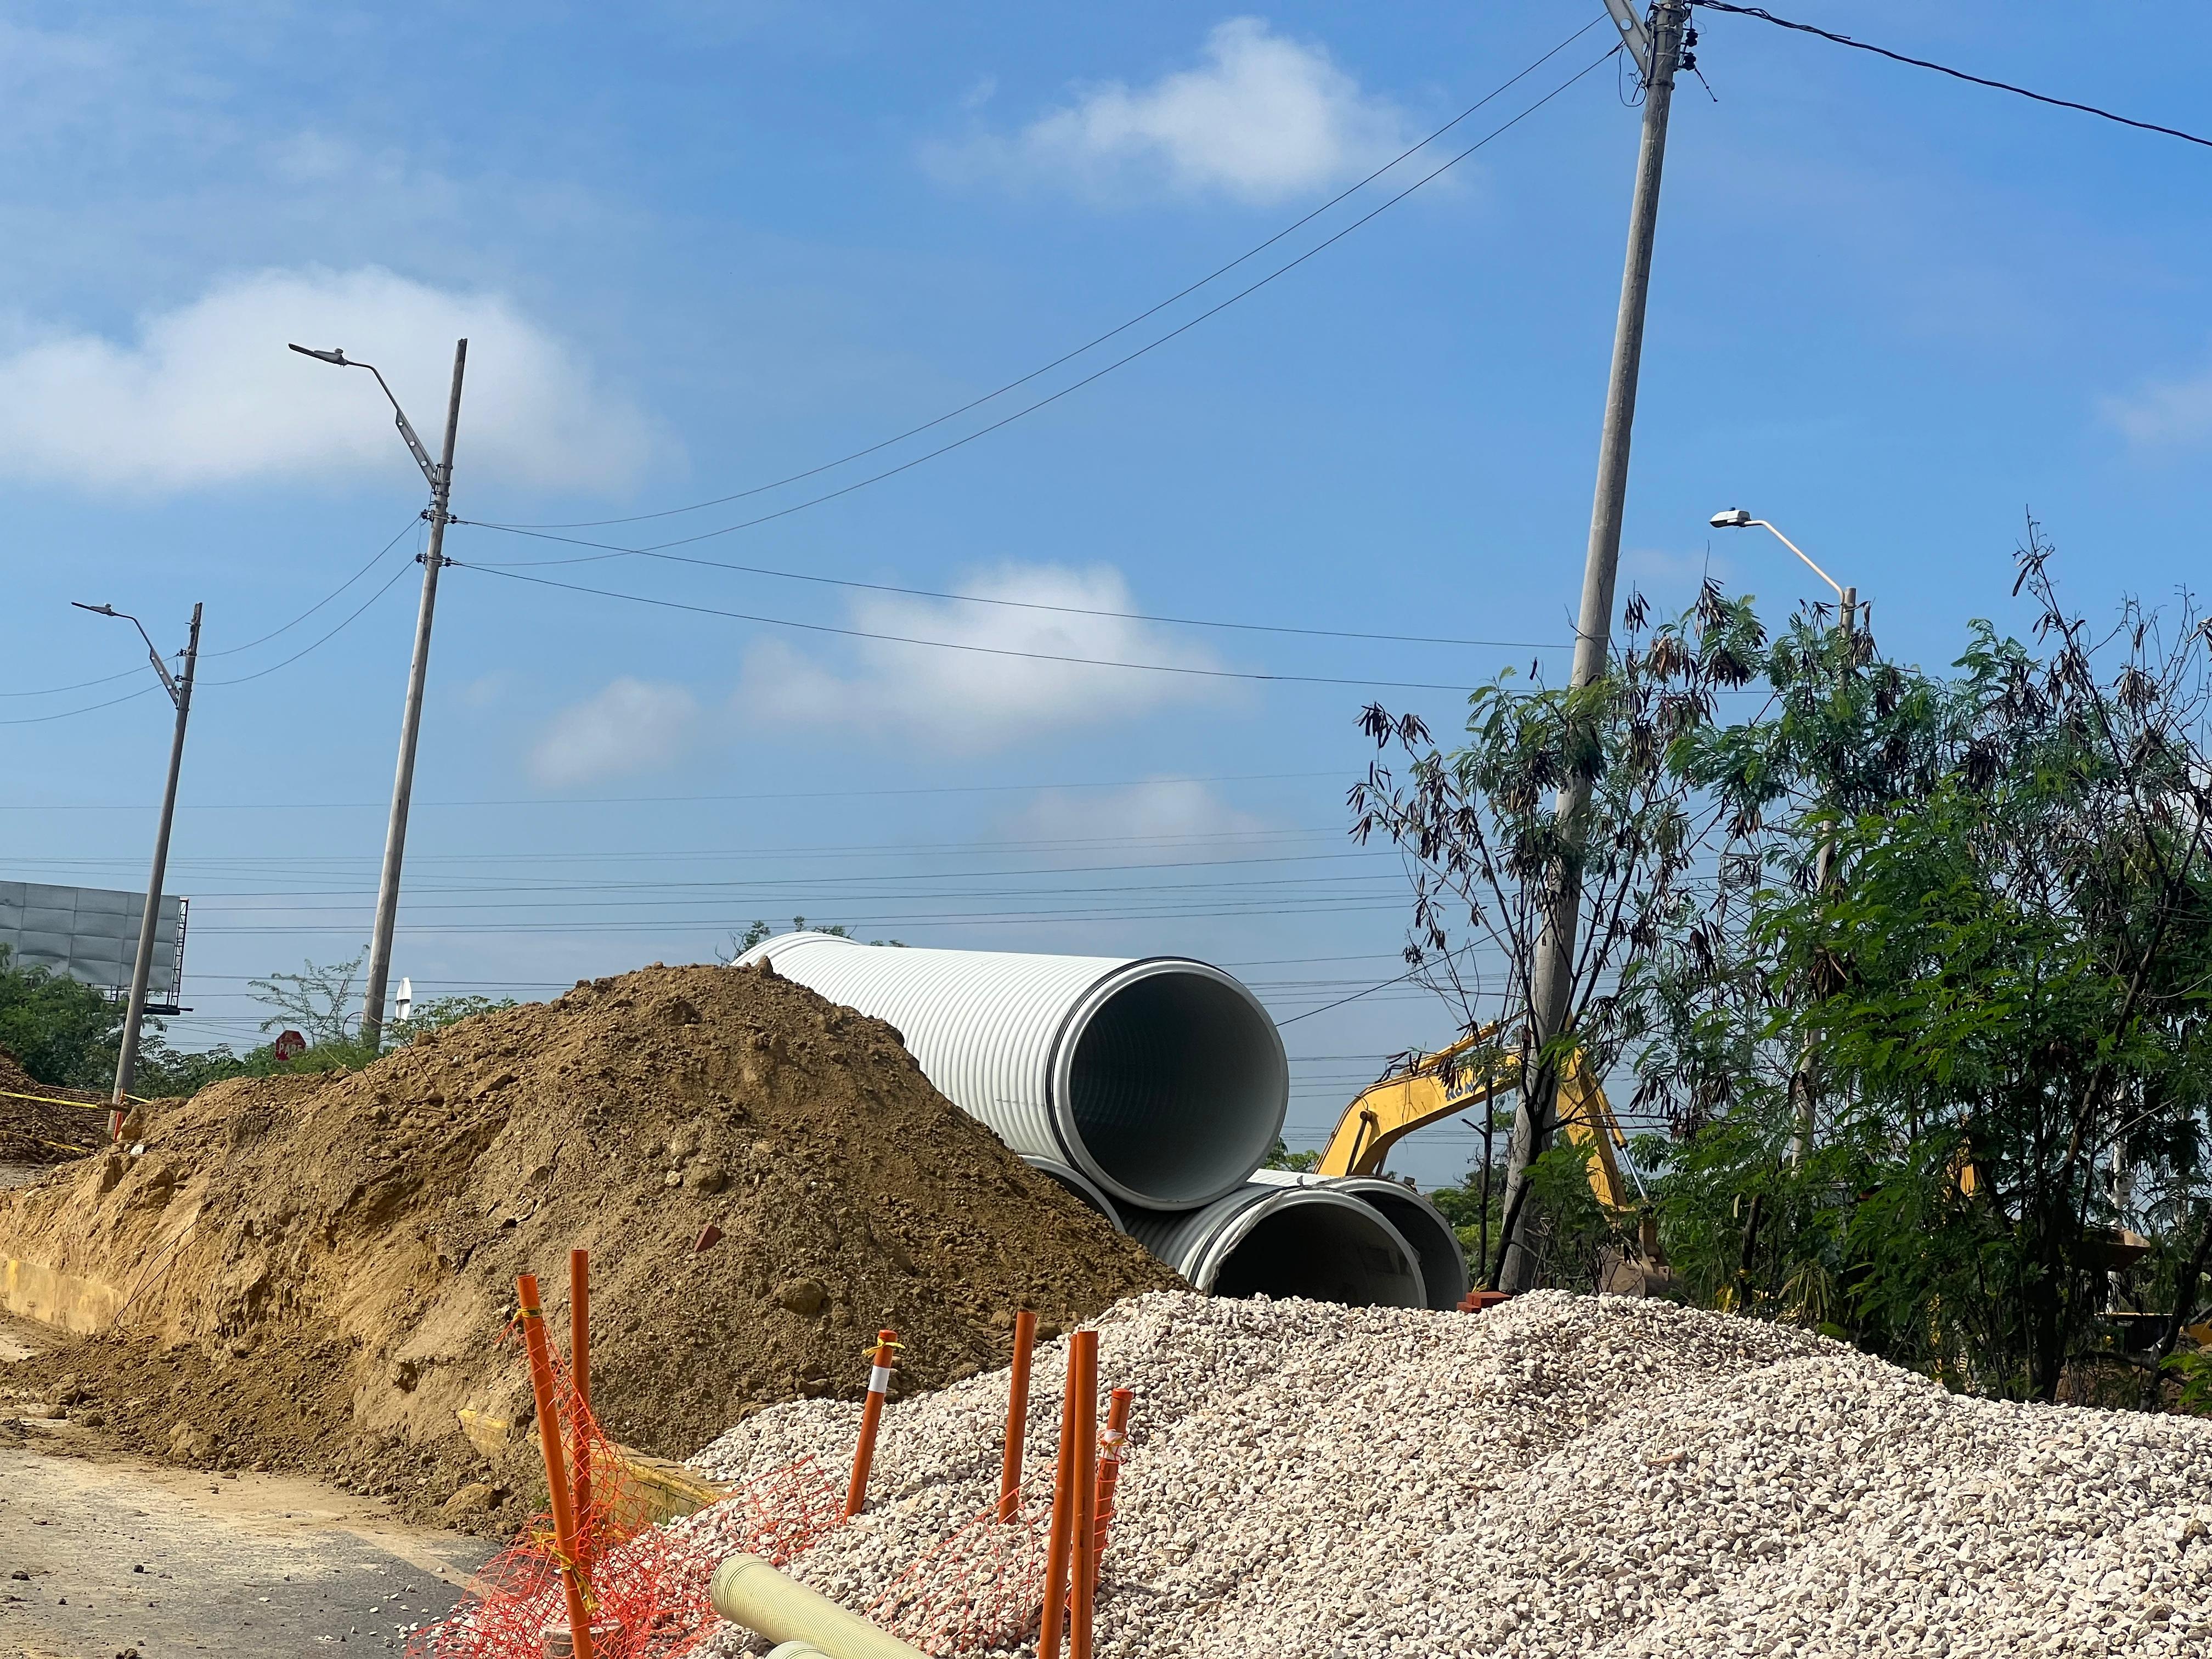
[0,1049,108,1165]
[0,962,1180,1528]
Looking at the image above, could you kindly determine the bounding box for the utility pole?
[290,338,468,1050]
[1495,1,1690,1292]
[73,600,202,1142]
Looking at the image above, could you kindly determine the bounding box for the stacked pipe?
[733,934,1463,1309]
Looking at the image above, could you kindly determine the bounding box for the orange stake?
[516,1273,596,1659]
[1068,1331,1101,1659]
[998,1308,1038,1523]
[1092,1386,1133,1562]
[1037,1336,1082,1659]
[843,1329,900,1517]
[568,1248,592,1568]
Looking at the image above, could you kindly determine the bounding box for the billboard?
[0,882,189,1015]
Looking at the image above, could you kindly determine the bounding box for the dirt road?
[1,1315,494,1658]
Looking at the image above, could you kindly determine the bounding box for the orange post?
[997,1308,1038,1523]
[1092,1386,1133,1562]
[1068,1331,1102,1659]
[1037,1337,1082,1659]
[568,1248,592,1568]
[843,1329,900,1517]
[516,1273,596,1659]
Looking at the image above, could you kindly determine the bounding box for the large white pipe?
[1247,1169,1470,1310]
[1121,1182,1427,1307]
[736,933,1286,1210]
[1022,1155,1127,1233]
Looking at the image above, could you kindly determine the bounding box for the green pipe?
[710,1554,928,1659]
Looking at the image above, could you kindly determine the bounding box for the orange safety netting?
[410,1351,719,1659]
[866,1488,1051,1656]
[702,1454,847,1567]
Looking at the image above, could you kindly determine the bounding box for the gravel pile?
[675,1290,2212,1658]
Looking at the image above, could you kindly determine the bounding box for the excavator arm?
[1317,1022,1635,1212]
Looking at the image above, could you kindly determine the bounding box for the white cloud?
[935,18,1409,204]
[735,562,1245,751]
[2101,352,2212,450]
[0,265,654,492]
[529,678,700,788]
[1011,778,1270,847]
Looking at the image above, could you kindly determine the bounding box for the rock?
[438,1482,504,1522]
[774,1279,826,1318]
[166,1423,214,1463]
[685,1165,729,1194]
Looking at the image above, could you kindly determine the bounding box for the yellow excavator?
[1318,1022,1671,1296]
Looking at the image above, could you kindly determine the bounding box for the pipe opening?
[1063,969,1284,1207]
[1353,1189,1469,1311]
[1208,1200,1425,1308]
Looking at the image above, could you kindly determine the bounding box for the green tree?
[0,945,121,1085]
[1353,583,1760,1290]
[1640,529,2212,1402]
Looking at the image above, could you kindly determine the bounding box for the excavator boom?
[1317,1022,1634,1212]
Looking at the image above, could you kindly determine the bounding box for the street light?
[72,599,202,1141]
[292,338,469,1050]
[1708,508,1858,1166]
[1708,508,1858,633]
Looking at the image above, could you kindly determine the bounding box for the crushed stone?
[674,1290,2212,1658]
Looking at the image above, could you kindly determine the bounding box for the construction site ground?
[1,1312,495,1659]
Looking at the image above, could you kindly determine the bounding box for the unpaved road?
[0,1316,495,1658]
[0,1438,497,1658]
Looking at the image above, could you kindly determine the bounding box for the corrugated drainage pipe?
[1122,1182,1427,1307]
[712,1554,926,1659]
[1022,1155,1127,1233]
[1248,1169,1470,1310]
[736,933,1286,1210]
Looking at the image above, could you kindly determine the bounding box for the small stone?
[438,1482,503,1522]
[774,1279,827,1317]
[167,1422,214,1463]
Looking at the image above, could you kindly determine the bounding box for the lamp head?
[1709,508,1754,529]
[70,601,118,617]
[287,343,351,365]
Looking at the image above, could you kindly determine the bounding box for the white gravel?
[672,1290,2212,1658]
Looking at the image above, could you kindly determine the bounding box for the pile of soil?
[0,1049,108,1164]
[0,962,1180,1531]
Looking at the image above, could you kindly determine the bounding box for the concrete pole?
[1786,584,1857,1163]
[110,603,202,1140]
[360,339,466,1050]
[1496,2,1686,1293]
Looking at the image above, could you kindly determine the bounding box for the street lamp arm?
[1749,520,1845,604]
[287,344,439,489]
[72,601,181,704]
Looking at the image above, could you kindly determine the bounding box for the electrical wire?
[0,518,419,707]
[202,518,422,657]
[0,769,1344,812]
[200,556,418,687]
[458,554,1564,652]
[0,683,163,726]
[481,15,1609,534]
[1692,2,2212,149]
[458,561,1491,693]
[455,41,1620,562]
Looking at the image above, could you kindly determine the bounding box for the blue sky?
[4,3,2209,1183]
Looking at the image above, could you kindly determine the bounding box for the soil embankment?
[0,962,1179,1531]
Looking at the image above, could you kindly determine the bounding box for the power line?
[461,552,1564,652]
[1,521,421,714]
[459,562,1494,693]
[200,557,418,687]
[481,16,1609,535]
[455,42,1619,560]
[202,519,422,658]
[1692,2,2212,149]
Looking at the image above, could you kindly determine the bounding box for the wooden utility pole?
[1498,1,1690,1291]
